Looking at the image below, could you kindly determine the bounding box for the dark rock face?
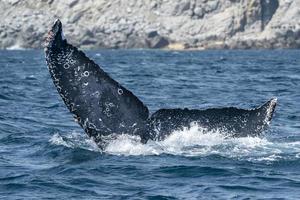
[146,31,169,48]
[0,0,299,50]
[261,0,279,30]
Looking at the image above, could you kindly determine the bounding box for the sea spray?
[49,124,300,163]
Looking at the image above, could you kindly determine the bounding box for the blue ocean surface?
[0,49,299,199]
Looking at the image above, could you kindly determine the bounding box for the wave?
[49,125,300,162]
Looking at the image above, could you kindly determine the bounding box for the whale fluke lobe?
[45,20,277,146]
[148,98,277,140]
[45,19,150,144]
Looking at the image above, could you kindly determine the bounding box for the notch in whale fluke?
[44,19,66,51]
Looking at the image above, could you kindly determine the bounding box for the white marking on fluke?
[61,28,66,41]
[265,98,277,125]
[118,88,123,95]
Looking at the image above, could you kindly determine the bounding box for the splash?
[49,125,300,162]
[50,131,100,152]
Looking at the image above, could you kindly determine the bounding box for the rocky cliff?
[0,0,300,49]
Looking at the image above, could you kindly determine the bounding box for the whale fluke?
[45,19,150,144]
[45,20,277,145]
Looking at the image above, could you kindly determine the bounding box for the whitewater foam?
[50,131,100,152]
[49,125,300,162]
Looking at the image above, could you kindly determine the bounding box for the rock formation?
[0,0,299,49]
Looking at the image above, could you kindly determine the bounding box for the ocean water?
[0,49,299,199]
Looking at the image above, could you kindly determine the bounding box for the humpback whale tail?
[45,20,277,146]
